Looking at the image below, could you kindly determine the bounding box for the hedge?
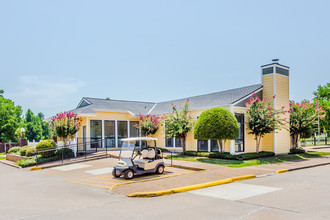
[20,146,33,156]
[26,147,36,157]
[36,140,56,158]
[183,151,275,160]
[8,147,21,155]
[289,148,306,154]
[55,148,74,159]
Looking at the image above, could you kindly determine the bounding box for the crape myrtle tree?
[135,113,163,136]
[194,107,239,153]
[290,100,326,149]
[165,100,194,152]
[245,95,287,153]
[50,112,81,147]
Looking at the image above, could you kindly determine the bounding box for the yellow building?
[70,60,290,155]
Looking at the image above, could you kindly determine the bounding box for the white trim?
[147,103,157,114]
[232,106,248,109]
[86,117,89,150]
[101,120,105,148]
[77,113,97,117]
[77,98,92,108]
[208,140,211,152]
[127,121,130,138]
[127,111,136,117]
[231,87,263,106]
[273,66,276,154]
[115,120,118,148]
[229,105,235,155]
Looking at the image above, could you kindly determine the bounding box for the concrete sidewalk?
[111,153,330,195]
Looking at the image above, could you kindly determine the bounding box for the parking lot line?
[68,180,112,188]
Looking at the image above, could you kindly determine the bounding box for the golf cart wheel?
[112,169,120,178]
[156,165,165,174]
[123,169,134,180]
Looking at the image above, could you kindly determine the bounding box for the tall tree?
[165,100,194,152]
[0,93,22,142]
[0,89,3,97]
[245,96,287,153]
[24,109,43,141]
[313,83,330,133]
[37,112,51,139]
[290,100,325,149]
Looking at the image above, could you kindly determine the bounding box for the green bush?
[194,108,239,152]
[20,146,33,156]
[184,151,275,160]
[289,148,306,154]
[36,140,56,158]
[55,148,74,159]
[15,158,36,167]
[26,147,36,157]
[8,147,21,155]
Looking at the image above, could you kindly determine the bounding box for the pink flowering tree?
[290,100,326,149]
[50,112,81,147]
[246,95,287,153]
[135,114,163,136]
[165,100,194,152]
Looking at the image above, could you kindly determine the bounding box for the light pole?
[317,96,320,145]
[19,127,25,139]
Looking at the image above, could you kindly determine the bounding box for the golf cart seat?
[134,149,156,169]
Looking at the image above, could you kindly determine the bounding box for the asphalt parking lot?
[40,157,196,191]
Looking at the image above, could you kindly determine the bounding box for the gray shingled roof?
[71,98,156,115]
[150,84,262,115]
[70,84,262,116]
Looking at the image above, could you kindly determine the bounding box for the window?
[210,140,219,152]
[129,121,139,137]
[90,120,102,148]
[165,137,174,147]
[104,120,115,148]
[197,140,208,152]
[165,122,182,148]
[235,114,245,152]
[117,121,128,147]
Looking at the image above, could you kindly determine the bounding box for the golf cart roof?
[121,137,158,142]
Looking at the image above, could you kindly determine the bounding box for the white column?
[229,105,235,155]
[86,117,89,150]
[115,120,118,148]
[102,120,105,148]
[127,121,130,138]
[208,140,211,152]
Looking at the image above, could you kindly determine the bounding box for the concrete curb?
[0,159,21,169]
[127,174,256,198]
[274,161,330,174]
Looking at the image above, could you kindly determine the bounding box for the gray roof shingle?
[70,84,262,116]
[150,84,262,115]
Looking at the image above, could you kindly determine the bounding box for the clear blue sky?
[1,0,329,117]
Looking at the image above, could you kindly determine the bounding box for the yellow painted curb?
[232,174,256,181]
[275,169,289,173]
[128,177,250,197]
[30,167,42,171]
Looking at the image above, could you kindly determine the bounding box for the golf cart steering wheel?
[132,149,141,160]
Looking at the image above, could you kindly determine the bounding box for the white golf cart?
[112,137,165,180]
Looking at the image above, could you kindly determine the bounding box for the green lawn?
[169,152,330,168]
[0,152,5,160]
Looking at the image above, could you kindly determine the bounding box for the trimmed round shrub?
[8,147,21,155]
[26,147,36,157]
[20,146,33,156]
[194,108,239,152]
[36,140,56,158]
[55,148,74,159]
